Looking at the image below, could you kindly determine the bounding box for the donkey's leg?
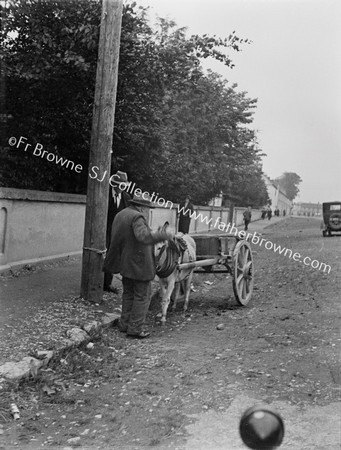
[159,280,167,298]
[183,271,194,312]
[161,277,176,325]
[158,280,167,310]
[172,282,181,312]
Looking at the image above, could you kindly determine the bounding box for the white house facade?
[262,174,292,214]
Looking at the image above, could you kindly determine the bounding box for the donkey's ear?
[162,221,169,232]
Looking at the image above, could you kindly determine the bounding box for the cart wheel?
[329,212,341,231]
[232,240,254,306]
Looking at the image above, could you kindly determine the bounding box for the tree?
[1,0,101,191]
[112,17,256,204]
[274,172,302,201]
[121,20,262,204]
[152,72,265,204]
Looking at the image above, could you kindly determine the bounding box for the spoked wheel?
[232,240,254,306]
[329,213,341,231]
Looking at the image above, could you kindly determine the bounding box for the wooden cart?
[177,233,254,306]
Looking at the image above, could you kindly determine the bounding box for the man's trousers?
[121,277,151,335]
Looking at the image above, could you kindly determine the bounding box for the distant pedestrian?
[267,206,272,220]
[178,195,194,234]
[103,194,174,339]
[243,206,252,231]
[261,207,267,220]
[104,171,131,292]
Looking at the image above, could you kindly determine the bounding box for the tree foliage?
[1,0,100,191]
[1,0,268,206]
[274,172,302,201]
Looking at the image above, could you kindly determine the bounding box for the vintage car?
[321,201,341,236]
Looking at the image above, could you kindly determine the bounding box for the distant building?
[292,202,322,216]
[262,175,292,215]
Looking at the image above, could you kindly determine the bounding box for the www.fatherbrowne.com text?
[177,205,331,274]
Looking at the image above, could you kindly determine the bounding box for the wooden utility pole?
[81,0,123,302]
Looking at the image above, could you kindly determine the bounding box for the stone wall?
[0,188,86,272]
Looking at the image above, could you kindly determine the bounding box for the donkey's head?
[154,221,170,258]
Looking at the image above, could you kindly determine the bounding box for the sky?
[139,0,341,203]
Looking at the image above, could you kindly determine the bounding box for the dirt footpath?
[1,217,340,450]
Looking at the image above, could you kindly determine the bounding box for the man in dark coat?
[104,171,131,291]
[178,195,194,234]
[103,194,173,338]
[243,206,252,231]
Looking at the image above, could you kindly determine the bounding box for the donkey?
[155,223,196,324]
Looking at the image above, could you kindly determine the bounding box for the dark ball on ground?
[239,406,284,449]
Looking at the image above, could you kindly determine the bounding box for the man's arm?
[132,216,173,244]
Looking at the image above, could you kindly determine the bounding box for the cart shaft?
[178,258,219,270]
